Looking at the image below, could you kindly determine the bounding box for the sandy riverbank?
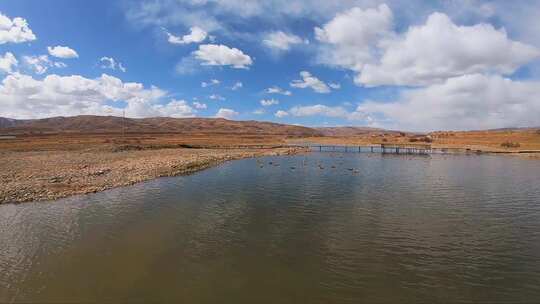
[0,146,304,204]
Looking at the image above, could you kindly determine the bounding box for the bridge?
[311,144,431,155]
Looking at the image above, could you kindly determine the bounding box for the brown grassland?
[298,129,540,153]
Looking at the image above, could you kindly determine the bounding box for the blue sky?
[1,0,540,131]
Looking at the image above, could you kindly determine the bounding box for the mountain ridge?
[1,116,538,136]
[0,115,322,136]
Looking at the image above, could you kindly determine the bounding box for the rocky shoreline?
[0,147,305,204]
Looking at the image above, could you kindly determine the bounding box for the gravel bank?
[0,147,303,204]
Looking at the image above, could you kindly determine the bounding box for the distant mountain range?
[0,117,19,129]
[0,116,400,137]
[1,116,536,136]
[314,126,408,136]
[0,116,322,136]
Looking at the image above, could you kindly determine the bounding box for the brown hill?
[316,126,398,136]
[0,115,322,137]
[0,117,19,128]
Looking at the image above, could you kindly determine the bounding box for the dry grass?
[430,130,540,151]
[0,133,290,152]
[292,129,540,153]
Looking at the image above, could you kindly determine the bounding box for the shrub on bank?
[500,141,521,148]
[409,136,433,143]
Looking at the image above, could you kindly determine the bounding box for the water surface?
[1,153,540,303]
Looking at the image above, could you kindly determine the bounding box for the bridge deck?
[292,144,436,155]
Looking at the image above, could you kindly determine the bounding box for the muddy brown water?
[1,153,540,303]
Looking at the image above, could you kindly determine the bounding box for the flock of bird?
[255,154,360,174]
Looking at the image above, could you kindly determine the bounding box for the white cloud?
[193,44,252,69]
[253,108,265,115]
[263,31,306,51]
[0,12,36,44]
[260,98,279,106]
[0,72,176,119]
[100,57,127,72]
[165,26,207,44]
[315,5,540,87]
[0,52,17,74]
[278,104,369,121]
[23,55,66,75]
[266,86,292,96]
[358,13,540,86]
[215,108,238,119]
[201,79,220,87]
[358,74,540,131]
[47,46,79,59]
[152,99,196,118]
[125,0,384,34]
[274,110,289,118]
[193,101,207,109]
[315,4,394,72]
[231,81,242,90]
[209,94,225,101]
[290,71,331,93]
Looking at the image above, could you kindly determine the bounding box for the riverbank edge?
[0,147,308,205]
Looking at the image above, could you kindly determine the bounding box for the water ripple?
[1,153,540,303]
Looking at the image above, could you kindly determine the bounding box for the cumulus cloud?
[290,71,331,93]
[358,13,540,86]
[263,31,306,51]
[315,4,394,72]
[253,108,265,115]
[23,55,66,75]
[100,57,127,72]
[193,44,252,69]
[274,110,289,118]
[0,52,17,74]
[266,86,292,96]
[47,45,79,59]
[165,26,207,44]
[357,74,540,131]
[201,79,220,87]
[215,108,238,119]
[0,12,36,44]
[151,99,196,118]
[0,72,177,119]
[260,98,279,106]
[193,101,207,109]
[316,5,540,87]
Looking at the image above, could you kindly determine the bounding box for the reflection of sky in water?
[1,153,540,303]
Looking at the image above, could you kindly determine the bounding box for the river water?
[1,153,540,303]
